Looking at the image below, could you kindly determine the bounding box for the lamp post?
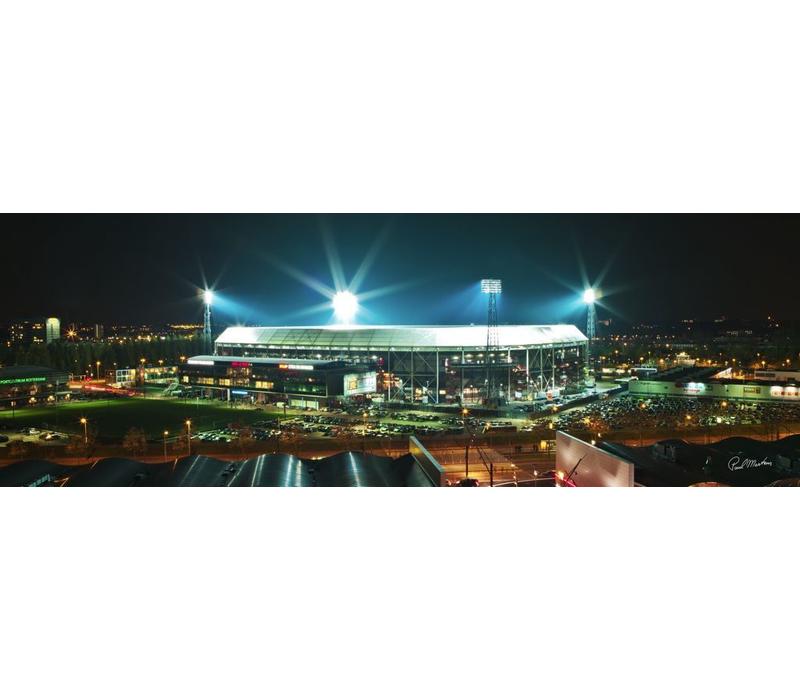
[185,419,192,455]
[80,417,88,444]
[163,430,169,460]
[462,408,470,481]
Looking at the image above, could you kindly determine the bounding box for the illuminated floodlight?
[203,289,214,306]
[583,288,597,304]
[332,290,358,323]
[481,279,502,295]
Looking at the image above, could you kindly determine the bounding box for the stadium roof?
[215,325,587,351]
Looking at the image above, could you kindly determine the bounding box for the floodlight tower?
[481,279,502,405]
[583,288,598,389]
[583,288,597,341]
[203,290,214,348]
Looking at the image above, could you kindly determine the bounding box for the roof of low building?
[0,365,68,381]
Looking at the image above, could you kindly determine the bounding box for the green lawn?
[0,397,279,441]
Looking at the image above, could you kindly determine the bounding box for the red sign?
[231,361,252,368]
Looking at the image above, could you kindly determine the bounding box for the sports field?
[0,397,278,440]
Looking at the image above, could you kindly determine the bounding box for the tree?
[66,427,98,460]
[122,427,148,457]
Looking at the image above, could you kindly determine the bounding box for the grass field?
[0,397,279,441]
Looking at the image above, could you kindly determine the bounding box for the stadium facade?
[180,324,588,407]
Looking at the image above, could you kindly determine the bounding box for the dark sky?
[3,214,797,327]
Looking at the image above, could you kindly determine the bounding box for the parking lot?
[0,427,70,450]
[531,394,800,436]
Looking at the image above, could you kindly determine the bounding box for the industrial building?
[207,324,588,405]
[629,366,800,403]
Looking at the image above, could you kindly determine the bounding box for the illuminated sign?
[231,361,252,368]
[279,364,315,371]
[344,372,378,397]
[231,390,249,396]
[188,359,214,366]
[0,376,47,385]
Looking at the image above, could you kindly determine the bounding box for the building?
[0,438,445,487]
[629,366,800,403]
[754,368,800,383]
[0,365,70,408]
[180,355,374,409]
[46,317,61,344]
[8,319,48,346]
[213,324,588,405]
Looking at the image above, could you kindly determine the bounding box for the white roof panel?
[215,325,587,351]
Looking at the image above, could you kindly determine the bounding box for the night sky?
[3,214,797,327]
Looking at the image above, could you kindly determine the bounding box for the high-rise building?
[46,317,61,344]
[9,319,48,346]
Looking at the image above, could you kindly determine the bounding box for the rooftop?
[0,452,441,487]
[0,365,68,381]
[603,435,800,487]
[215,324,588,351]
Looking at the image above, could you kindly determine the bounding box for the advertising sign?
[344,372,377,397]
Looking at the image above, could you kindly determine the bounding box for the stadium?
[179,324,589,408]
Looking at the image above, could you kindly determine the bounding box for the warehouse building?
[629,366,800,403]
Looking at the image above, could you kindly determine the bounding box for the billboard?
[344,372,378,397]
[556,431,635,487]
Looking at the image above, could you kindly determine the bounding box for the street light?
[185,419,192,455]
[163,430,169,460]
[80,417,88,444]
[96,360,101,380]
